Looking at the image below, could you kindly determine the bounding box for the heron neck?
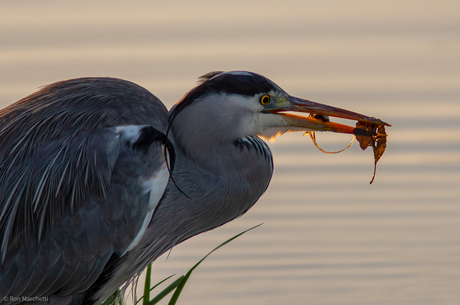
[99,135,273,302]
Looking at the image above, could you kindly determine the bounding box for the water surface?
[1,1,459,304]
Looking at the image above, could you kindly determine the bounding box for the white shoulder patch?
[123,158,170,254]
[114,125,148,143]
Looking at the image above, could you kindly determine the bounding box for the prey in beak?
[261,95,391,137]
[260,95,391,184]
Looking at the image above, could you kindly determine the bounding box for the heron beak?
[265,96,391,135]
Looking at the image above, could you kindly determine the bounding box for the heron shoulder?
[0,78,169,262]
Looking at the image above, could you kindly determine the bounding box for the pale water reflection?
[1,1,459,304]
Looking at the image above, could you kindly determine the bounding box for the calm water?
[1,1,460,304]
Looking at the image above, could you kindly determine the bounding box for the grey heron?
[0,71,388,304]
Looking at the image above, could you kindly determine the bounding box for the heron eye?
[260,94,270,105]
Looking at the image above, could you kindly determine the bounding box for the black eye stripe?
[169,72,283,123]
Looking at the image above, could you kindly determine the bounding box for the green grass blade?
[135,274,177,305]
[149,274,177,293]
[145,275,185,305]
[167,223,263,305]
[142,264,152,305]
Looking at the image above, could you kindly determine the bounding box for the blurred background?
[1,1,459,304]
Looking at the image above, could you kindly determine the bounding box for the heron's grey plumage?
[0,78,170,304]
[0,71,376,304]
[97,121,273,303]
[0,72,277,304]
[95,73,276,301]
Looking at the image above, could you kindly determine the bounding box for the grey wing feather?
[0,77,169,301]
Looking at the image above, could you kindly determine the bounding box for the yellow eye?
[260,94,270,105]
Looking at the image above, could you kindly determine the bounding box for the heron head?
[168,71,389,147]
